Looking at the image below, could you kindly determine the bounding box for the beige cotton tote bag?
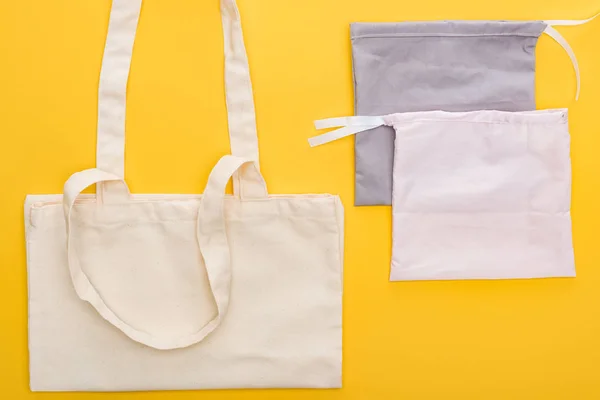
[25,0,344,392]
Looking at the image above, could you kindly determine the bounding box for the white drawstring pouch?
[311,109,574,281]
[351,16,597,206]
[25,0,343,392]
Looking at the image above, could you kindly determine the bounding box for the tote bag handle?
[95,0,263,202]
[62,0,268,350]
[64,158,267,350]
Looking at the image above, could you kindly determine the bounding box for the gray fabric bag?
[351,21,576,206]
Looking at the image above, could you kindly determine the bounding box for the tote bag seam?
[29,195,340,209]
[30,213,341,229]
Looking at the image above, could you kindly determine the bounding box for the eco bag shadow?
[25,0,343,391]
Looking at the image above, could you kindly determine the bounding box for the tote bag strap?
[221,0,264,197]
[62,0,269,350]
[63,158,267,350]
[95,0,263,201]
[95,0,141,203]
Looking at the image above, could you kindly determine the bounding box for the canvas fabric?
[25,0,344,391]
[311,109,575,281]
[352,17,594,205]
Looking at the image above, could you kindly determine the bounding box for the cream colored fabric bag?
[25,0,343,391]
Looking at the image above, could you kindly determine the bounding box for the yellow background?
[1,0,599,398]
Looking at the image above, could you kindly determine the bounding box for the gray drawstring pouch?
[351,20,583,206]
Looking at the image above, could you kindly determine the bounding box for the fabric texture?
[25,0,343,391]
[310,109,575,281]
[388,109,574,280]
[352,20,569,206]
